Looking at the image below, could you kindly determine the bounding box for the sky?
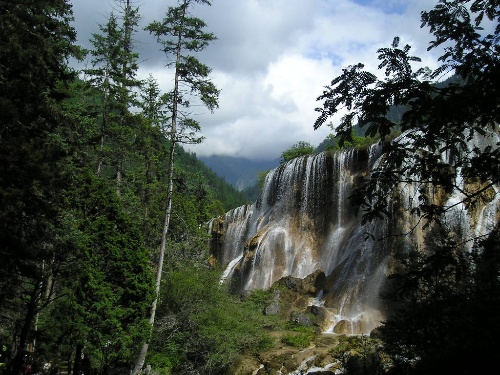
[69,0,443,161]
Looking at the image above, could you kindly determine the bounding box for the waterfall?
[211,147,390,333]
[211,132,499,335]
[219,254,243,285]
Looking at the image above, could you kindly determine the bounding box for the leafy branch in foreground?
[314,0,499,227]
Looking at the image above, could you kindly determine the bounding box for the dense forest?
[0,1,499,375]
[0,1,258,374]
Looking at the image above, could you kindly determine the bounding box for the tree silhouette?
[315,0,499,230]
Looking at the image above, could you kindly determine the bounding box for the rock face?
[263,270,329,330]
[210,136,500,335]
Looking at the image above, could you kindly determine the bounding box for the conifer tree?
[85,13,121,177]
[84,0,141,193]
[0,1,79,373]
[67,175,154,374]
[136,75,170,247]
[132,1,220,373]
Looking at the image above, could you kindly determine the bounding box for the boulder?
[276,269,326,295]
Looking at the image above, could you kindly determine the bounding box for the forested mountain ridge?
[60,76,248,214]
[198,155,278,192]
[173,147,250,212]
[315,75,463,153]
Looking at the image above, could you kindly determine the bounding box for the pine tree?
[0,1,79,373]
[84,1,142,193]
[68,175,155,374]
[132,1,220,372]
[136,75,170,249]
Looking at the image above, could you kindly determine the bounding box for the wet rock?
[333,319,352,335]
[307,305,331,331]
[276,269,326,295]
[290,311,315,326]
[264,290,281,315]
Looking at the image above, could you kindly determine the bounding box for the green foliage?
[0,0,77,270]
[83,5,142,183]
[323,129,378,151]
[280,141,315,164]
[0,1,248,374]
[64,173,154,371]
[378,227,500,375]
[284,321,316,333]
[246,289,273,310]
[281,333,313,349]
[145,0,220,144]
[0,0,81,371]
[314,1,500,374]
[314,1,500,226]
[138,9,222,372]
[329,335,384,375]
[149,265,276,374]
[274,315,317,349]
[175,146,249,213]
[256,170,270,189]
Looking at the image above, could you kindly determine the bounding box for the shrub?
[149,264,277,374]
[281,333,313,348]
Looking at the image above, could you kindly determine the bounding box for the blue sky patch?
[351,0,407,15]
[304,46,344,66]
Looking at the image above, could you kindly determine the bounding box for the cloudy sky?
[70,0,443,161]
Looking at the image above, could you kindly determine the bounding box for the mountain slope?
[198,155,279,192]
[176,147,251,211]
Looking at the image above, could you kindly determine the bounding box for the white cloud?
[70,0,445,161]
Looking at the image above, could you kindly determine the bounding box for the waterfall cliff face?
[211,145,391,334]
[210,134,499,335]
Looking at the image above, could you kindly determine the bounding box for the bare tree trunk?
[8,281,41,375]
[73,343,83,375]
[132,140,175,374]
[131,9,183,373]
[97,70,109,177]
[116,161,122,195]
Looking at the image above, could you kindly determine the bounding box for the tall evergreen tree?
[85,12,122,177]
[135,75,170,249]
[68,174,154,375]
[0,1,79,373]
[84,1,142,192]
[113,0,142,194]
[132,1,220,373]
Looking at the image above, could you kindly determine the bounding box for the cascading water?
[210,145,392,334]
[210,132,499,335]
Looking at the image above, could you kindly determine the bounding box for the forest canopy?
[0,1,247,374]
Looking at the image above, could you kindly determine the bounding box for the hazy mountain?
[199,155,279,192]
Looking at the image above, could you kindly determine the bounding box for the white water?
[213,148,390,333]
[219,254,243,285]
[213,131,498,334]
